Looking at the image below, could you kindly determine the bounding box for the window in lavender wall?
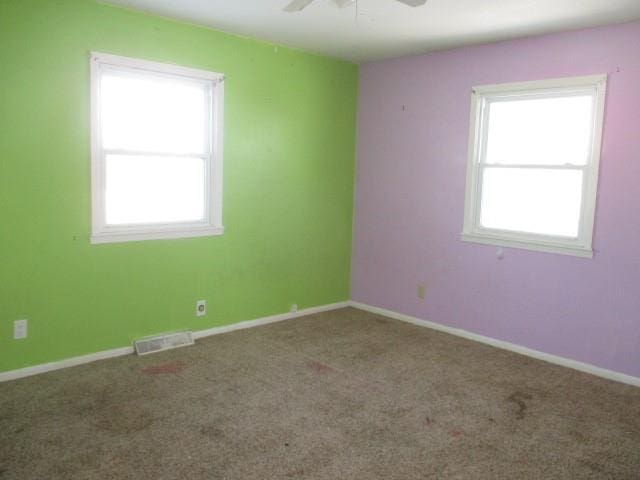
[462,75,607,258]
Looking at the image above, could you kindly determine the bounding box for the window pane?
[105,155,205,225]
[101,72,208,154]
[480,167,583,237]
[485,95,594,166]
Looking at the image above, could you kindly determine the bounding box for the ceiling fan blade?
[395,0,428,6]
[332,0,356,7]
[283,0,315,12]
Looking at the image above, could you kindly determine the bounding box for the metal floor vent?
[134,331,194,356]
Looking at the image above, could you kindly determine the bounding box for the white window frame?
[462,74,607,258]
[90,52,224,244]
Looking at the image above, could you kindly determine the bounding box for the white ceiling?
[101,0,640,62]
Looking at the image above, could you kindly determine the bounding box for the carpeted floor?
[1,307,639,479]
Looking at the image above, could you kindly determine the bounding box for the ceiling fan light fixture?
[283,0,427,13]
[396,0,428,6]
[283,0,315,12]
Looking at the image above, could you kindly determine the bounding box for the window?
[90,52,224,244]
[462,75,607,257]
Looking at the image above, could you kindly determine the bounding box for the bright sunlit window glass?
[462,75,607,258]
[90,53,224,244]
[105,155,205,225]
[100,73,207,155]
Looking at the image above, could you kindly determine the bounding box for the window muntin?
[90,53,224,244]
[462,75,606,257]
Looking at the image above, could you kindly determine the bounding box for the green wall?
[0,0,358,373]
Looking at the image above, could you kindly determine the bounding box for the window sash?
[475,165,586,239]
[97,72,214,228]
[477,92,597,168]
[98,68,214,157]
[474,92,593,240]
[102,153,211,228]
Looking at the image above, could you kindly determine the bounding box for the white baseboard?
[0,301,349,383]
[349,301,640,388]
[6,299,636,388]
[0,346,135,383]
[192,301,349,340]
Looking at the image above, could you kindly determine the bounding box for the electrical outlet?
[417,284,427,300]
[290,304,298,313]
[196,300,206,317]
[14,319,28,339]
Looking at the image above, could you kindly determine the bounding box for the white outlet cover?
[14,319,28,339]
[196,300,206,317]
[290,304,298,313]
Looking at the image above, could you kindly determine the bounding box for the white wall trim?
[0,301,349,383]
[6,300,637,388]
[461,232,593,258]
[349,301,640,388]
[0,346,135,383]
[91,226,224,245]
[191,301,349,340]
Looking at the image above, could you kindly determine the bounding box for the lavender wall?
[351,22,640,378]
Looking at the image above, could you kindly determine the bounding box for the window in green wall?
[90,52,225,244]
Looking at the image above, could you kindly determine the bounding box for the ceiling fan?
[284,0,427,13]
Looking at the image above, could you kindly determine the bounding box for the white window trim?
[90,52,225,244]
[461,74,607,258]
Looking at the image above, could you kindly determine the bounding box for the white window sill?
[461,232,593,258]
[91,226,224,245]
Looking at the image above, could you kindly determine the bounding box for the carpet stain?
[449,430,463,438]
[569,430,589,444]
[200,425,224,439]
[94,404,155,434]
[581,460,606,473]
[308,360,333,374]
[507,391,532,419]
[142,361,186,375]
[424,417,434,428]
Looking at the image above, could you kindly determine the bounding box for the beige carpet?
[1,307,639,479]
